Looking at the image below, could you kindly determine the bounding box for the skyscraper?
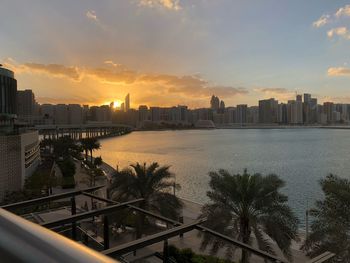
[125,93,130,112]
[210,95,220,110]
[259,98,278,123]
[0,66,17,119]
[17,89,36,116]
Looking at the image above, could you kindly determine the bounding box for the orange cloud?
[328,67,350,76]
[4,58,248,107]
[254,87,296,102]
[139,0,182,11]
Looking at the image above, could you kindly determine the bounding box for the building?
[0,67,40,200]
[68,104,83,124]
[17,89,36,117]
[0,66,17,126]
[259,98,278,123]
[89,105,111,122]
[125,94,130,112]
[236,104,247,124]
[54,104,69,124]
[0,130,40,200]
[150,107,161,122]
[323,102,335,124]
[210,95,220,111]
[277,103,288,124]
[138,105,149,122]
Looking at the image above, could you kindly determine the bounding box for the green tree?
[80,138,90,161]
[80,138,101,164]
[199,169,298,263]
[25,169,57,195]
[302,174,350,262]
[94,156,103,167]
[53,136,76,158]
[109,162,182,238]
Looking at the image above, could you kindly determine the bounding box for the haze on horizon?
[1,0,350,108]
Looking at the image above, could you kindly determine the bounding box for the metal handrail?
[0,208,118,263]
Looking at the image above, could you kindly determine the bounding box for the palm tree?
[80,138,89,161]
[302,174,350,262]
[109,162,182,238]
[199,169,298,263]
[80,138,101,164]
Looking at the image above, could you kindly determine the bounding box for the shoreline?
[129,125,350,133]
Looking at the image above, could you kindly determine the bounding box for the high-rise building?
[54,104,69,124]
[277,103,288,124]
[288,99,303,124]
[220,100,225,109]
[0,66,17,124]
[303,93,311,104]
[259,98,278,123]
[138,105,149,122]
[150,107,160,122]
[236,104,247,124]
[323,102,334,123]
[125,93,130,112]
[0,67,40,200]
[210,95,220,110]
[17,89,36,117]
[68,104,83,124]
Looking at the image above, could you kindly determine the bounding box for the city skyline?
[1,1,350,107]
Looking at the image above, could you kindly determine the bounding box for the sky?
[1,0,350,108]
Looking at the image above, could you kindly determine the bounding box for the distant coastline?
[132,125,350,132]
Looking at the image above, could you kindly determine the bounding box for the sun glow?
[112,100,121,108]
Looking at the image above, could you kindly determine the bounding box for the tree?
[109,162,182,238]
[80,138,90,161]
[302,174,350,262]
[94,156,103,167]
[53,136,76,158]
[199,169,298,263]
[80,138,101,164]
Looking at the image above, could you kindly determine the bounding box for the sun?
[112,100,121,108]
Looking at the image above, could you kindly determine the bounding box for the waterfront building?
[236,104,247,124]
[323,102,335,124]
[125,93,130,112]
[277,103,288,124]
[150,107,161,122]
[220,100,225,110]
[138,105,149,122]
[247,106,259,124]
[210,95,220,111]
[68,104,83,124]
[259,98,278,123]
[54,104,69,124]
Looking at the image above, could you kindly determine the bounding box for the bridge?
[36,123,133,140]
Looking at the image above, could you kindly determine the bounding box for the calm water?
[96,129,350,227]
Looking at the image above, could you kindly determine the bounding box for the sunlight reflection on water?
[96,129,350,227]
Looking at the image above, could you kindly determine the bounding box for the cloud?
[313,14,330,28]
[139,0,182,11]
[254,87,295,102]
[327,67,350,76]
[255,88,290,94]
[4,59,81,81]
[4,59,247,106]
[86,10,98,22]
[335,4,350,17]
[327,27,350,39]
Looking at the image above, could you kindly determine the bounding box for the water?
[96,129,350,227]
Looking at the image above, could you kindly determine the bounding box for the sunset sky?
[1,0,350,108]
